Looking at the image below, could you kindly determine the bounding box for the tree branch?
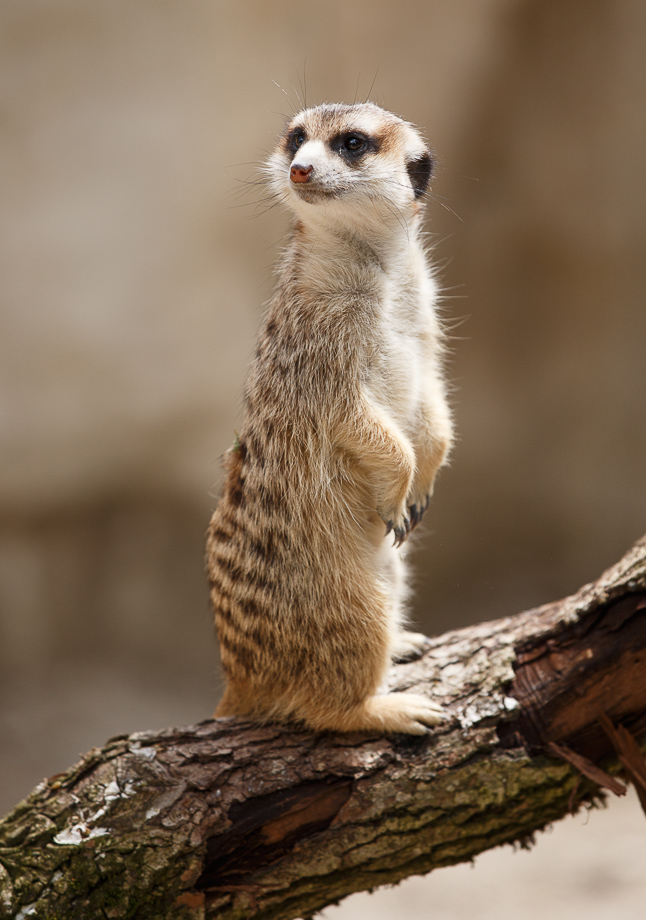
[2,535,645,920]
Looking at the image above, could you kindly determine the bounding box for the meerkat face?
[266,103,433,227]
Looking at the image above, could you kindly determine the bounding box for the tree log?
[1,535,645,920]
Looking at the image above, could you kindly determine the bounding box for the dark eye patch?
[329,131,379,161]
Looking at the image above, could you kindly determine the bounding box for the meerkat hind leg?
[336,691,446,735]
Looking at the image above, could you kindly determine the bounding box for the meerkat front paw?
[384,518,410,547]
[382,507,411,547]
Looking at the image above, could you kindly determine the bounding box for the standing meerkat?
[207,102,453,734]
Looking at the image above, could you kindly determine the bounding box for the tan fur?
[207,103,453,734]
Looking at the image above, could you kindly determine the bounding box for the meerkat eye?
[343,133,367,154]
[290,131,306,152]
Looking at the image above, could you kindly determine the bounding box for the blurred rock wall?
[1,0,645,808]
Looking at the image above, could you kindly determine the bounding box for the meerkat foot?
[337,691,447,735]
[391,630,429,662]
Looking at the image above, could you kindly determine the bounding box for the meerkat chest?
[366,265,436,423]
[288,233,436,427]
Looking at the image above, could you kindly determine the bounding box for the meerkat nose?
[290,164,313,183]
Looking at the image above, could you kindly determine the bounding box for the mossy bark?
[1,535,645,920]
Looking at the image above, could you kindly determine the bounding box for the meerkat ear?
[406,150,433,199]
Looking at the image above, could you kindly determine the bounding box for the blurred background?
[1,0,645,915]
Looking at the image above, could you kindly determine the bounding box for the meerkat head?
[265,103,433,231]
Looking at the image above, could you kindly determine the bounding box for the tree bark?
[1,535,645,920]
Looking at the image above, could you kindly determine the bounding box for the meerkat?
[207,102,453,734]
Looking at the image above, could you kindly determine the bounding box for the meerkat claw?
[393,520,410,547]
[409,496,431,531]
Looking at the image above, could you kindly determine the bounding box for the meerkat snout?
[290,163,313,183]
